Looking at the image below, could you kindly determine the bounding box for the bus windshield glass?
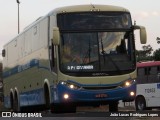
[58,12,135,76]
[58,12,132,30]
[59,31,136,76]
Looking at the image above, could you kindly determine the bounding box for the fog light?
[130,91,135,96]
[64,94,69,99]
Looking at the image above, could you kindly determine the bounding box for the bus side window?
[137,68,145,76]
[51,44,57,73]
[137,68,145,84]
[145,67,151,75]
[144,67,147,75]
[157,66,160,82]
[157,73,160,81]
[157,66,160,81]
[148,67,157,83]
[150,67,157,75]
[139,67,148,84]
[157,66,160,72]
[137,68,140,84]
[52,44,55,67]
[148,67,151,75]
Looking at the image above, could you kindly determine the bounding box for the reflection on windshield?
[60,32,135,75]
[99,32,127,54]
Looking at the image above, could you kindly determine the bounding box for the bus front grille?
[82,86,118,90]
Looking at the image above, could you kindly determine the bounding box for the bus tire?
[13,92,20,112]
[109,101,118,112]
[135,96,146,111]
[44,84,50,110]
[10,93,14,111]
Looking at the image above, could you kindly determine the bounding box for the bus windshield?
[59,31,136,76]
[58,12,135,76]
[58,12,132,31]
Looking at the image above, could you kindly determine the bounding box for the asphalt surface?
[1,106,160,120]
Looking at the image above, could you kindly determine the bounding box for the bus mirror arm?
[52,27,60,45]
[133,25,147,44]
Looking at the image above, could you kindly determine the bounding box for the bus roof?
[50,4,129,15]
[137,61,160,68]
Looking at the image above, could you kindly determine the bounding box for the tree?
[156,37,160,44]
[153,48,160,61]
[136,44,153,62]
[142,45,153,56]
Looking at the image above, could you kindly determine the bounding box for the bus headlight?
[60,81,81,90]
[125,81,131,87]
[63,93,69,99]
[69,84,79,89]
[119,79,136,88]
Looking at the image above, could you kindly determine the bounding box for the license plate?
[95,93,108,98]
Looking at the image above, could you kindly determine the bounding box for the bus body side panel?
[137,83,160,107]
[3,16,55,108]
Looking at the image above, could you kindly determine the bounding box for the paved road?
[1,112,159,120]
[1,106,160,120]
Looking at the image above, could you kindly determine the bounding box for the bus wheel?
[109,101,118,112]
[10,93,14,111]
[44,85,50,110]
[135,96,146,111]
[13,93,20,112]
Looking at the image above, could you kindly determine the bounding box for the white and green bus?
[2,4,146,112]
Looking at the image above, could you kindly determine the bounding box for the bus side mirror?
[134,25,147,44]
[52,27,60,45]
[2,49,5,57]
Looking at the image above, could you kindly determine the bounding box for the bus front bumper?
[52,82,136,105]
